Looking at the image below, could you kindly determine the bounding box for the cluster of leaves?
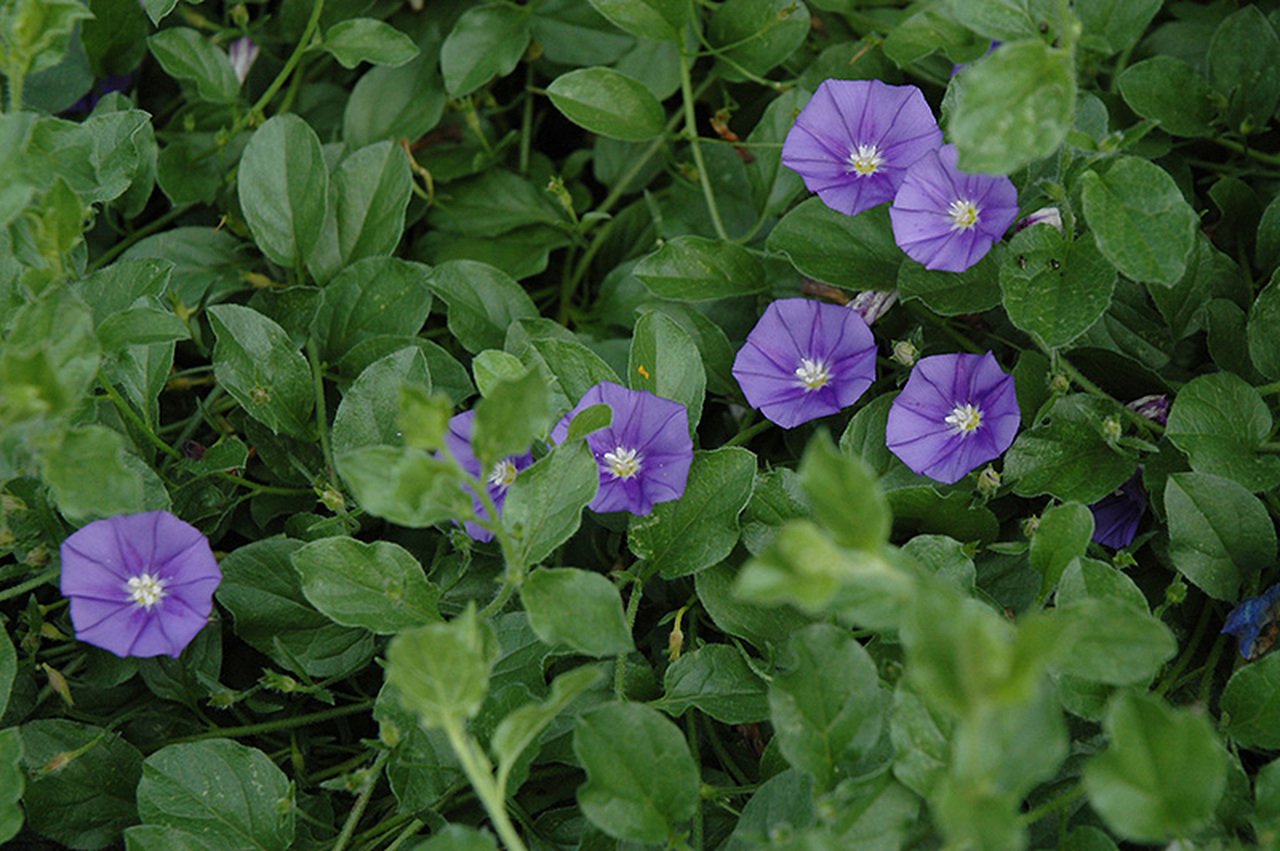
[5,0,1280,849]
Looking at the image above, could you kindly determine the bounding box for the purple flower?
[885,352,1020,484]
[440,410,534,542]
[1223,585,1280,660]
[732,298,877,429]
[59,511,221,658]
[889,144,1019,273]
[1126,394,1170,427]
[228,37,259,86]
[550,382,692,516]
[848,289,898,325]
[1089,476,1147,549]
[781,79,943,218]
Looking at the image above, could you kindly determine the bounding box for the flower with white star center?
[886,352,1020,484]
[945,402,983,435]
[782,79,942,217]
[441,411,534,542]
[488,459,518,490]
[60,511,221,658]
[550,382,693,516]
[948,199,980,230]
[733,299,877,429]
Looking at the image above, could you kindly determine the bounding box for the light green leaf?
[207,304,314,438]
[768,199,901,290]
[798,433,889,552]
[323,19,419,69]
[472,368,551,468]
[292,537,440,634]
[633,235,768,301]
[628,310,705,432]
[387,607,498,728]
[337,445,469,528]
[427,260,539,353]
[1000,228,1116,349]
[660,644,769,724]
[520,568,632,657]
[503,441,600,567]
[1029,502,1093,593]
[147,29,239,104]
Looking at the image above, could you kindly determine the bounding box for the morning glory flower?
[781,79,943,217]
[60,511,221,658]
[889,144,1019,273]
[1089,476,1147,549]
[550,382,693,516]
[1223,584,1280,660]
[441,410,534,542]
[732,298,877,429]
[885,352,1020,484]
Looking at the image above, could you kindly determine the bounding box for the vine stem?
[1019,784,1086,826]
[170,699,374,742]
[678,36,729,241]
[0,567,60,603]
[1154,599,1215,697]
[306,338,335,480]
[88,204,194,273]
[441,716,529,851]
[228,0,325,136]
[1214,136,1280,167]
[331,750,389,851]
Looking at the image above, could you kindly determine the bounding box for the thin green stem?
[1154,599,1214,697]
[519,64,535,175]
[1048,351,1165,436]
[332,751,390,851]
[615,568,651,699]
[307,339,335,480]
[1214,136,1280,167]
[723,418,771,448]
[686,714,703,850]
[0,566,60,603]
[678,40,729,241]
[170,699,374,742]
[1199,632,1228,707]
[441,716,529,851]
[98,375,184,462]
[1258,381,1280,396]
[233,0,325,134]
[383,819,426,851]
[1019,784,1085,826]
[7,71,24,113]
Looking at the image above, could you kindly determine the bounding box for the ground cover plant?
[6,0,1280,848]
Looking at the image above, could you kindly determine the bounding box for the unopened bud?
[891,339,918,367]
[318,484,346,513]
[976,465,1001,497]
[261,670,300,693]
[1049,372,1070,394]
[0,528,14,548]
[1016,206,1063,233]
[42,663,74,707]
[1022,515,1040,538]
[230,4,250,26]
[848,289,898,325]
[26,545,49,567]
[1165,578,1188,606]
[1101,416,1122,443]
[546,176,576,221]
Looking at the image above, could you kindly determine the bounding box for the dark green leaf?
[628,310,706,432]
[768,199,901,290]
[332,348,432,456]
[1165,472,1275,601]
[1223,652,1280,749]
[323,18,419,69]
[427,261,539,353]
[708,0,810,81]
[344,51,447,149]
[660,644,769,724]
[1118,56,1216,137]
[1207,5,1280,135]
[898,249,1002,316]
[1000,228,1116,349]
[1005,395,1137,503]
[292,537,440,634]
[503,440,599,567]
[236,115,328,269]
[308,141,413,281]
[520,568,633,657]
[440,3,531,97]
[0,728,21,844]
[1165,372,1280,491]
[633,235,767,301]
[587,0,686,40]
[547,67,666,141]
[1029,501,1093,592]
[147,28,238,104]
[207,304,314,438]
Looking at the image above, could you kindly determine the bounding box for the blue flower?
[1223,585,1280,660]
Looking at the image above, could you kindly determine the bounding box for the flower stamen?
[846,143,884,176]
[948,199,980,230]
[795,357,831,391]
[945,402,983,435]
[488,459,518,490]
[126,573,166,610]
[603,446,642,480]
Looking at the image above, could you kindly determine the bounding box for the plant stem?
[1154,599,1214,697]
[332,751,390,851]
[1048,350,1165,436]
[307,338,335,480]
[0,566,60,603]
[240,0,324,132]
[678,38,729,241]
[441,716,529,851]
[1019,784,1085,825]
[171,698,374,742]
[723,418,771,448]
[99,374,185,462]
[1214,136,1280,167]
[383,818,426,851]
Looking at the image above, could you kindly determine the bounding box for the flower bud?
[891,339,918,367]
[1022,515,1040,538]
[228,37,260,86]
[1126,393,1169,427]
[1101,416,1122,444]
[1016,206,1063,233]
[976,465,1001,497]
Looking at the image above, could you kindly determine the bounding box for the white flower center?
[488,459,518,490]
[795,358,831,391]
[126,573,166,610]
[846,143,883,176]
[603,446,642,480]
[948,199,980,230]
[945,403,983,436]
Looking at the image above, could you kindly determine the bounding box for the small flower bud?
[1165,578,1188,606]
[1022,515,1040,538]
[976,465,1001,497]
[318,484,346,514]
[42,663,74,707]
[1016,206,1063,233]
[228,36,260,85]
[1127,393,1170,427]
[848,289,898,325]
[891,339,918,367]
[1101,416,1122,443]
[1049,372,1070,394]
[26,545,49,567]
[261,670,299,693]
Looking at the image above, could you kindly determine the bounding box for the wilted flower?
[732,298,877,429]
[227,36,260,86]
[889,144,1019,273]
[550,382,693,516]
[1016,206,1063,233]
[60,511,221,658]
[885,352,1020,484]
[781,79,943,218]
[1223,585,1280,660]
[848,289,898,325]
[1089,475,1147,549]
[1127,394,1170,427]
[440,410,534,542]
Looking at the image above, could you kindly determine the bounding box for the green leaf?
[344,52,447,149]
[1055,556,1148,611]
[323,18,419,69]
[947,0,1051,41]
[332,348,432,456]
[1029,502,1093,593]
[707,0,810,81]
[337,445,469,528]
[769,624,883,791]
[312,257,433,362]
[0,628,14,721]
[628,310,706,432]
[135,740,293,849]
[573,702,700,843]
[309,141,413,281]
[1117,56,1216,137]
[96,306,189,352]
[889,683,953,799]
[627,448,755,578]
[1050,598,1176,685]
[216,539,375,679]
[950,40,1076,174]
[41,424,148,522]
[1223,652,1280,749]
[898,250,1002,316]
[427,260,539,353]
[147,28,239,104]
[566,403,612,441]
[207,304,314,438]
[236,115,328,269]
[526,339,622,407]
[1165,472,1275,601]
[124,825,223,850]
[0,728,22,845]
[798,433,890,552]
[440,2,530,97]
[660,644,769,724]
[292,537,440,634]
[1080,156,1199,287]
[427,169,562,238]
[503,440,600,567]
[587,0,686,41]
[20,719,143,849]
[491,665,603,777]
[142,0,176,24]
[1249,271,1280,380]
[547,67,666,143]
[520,568,633,657]
[1083,692,1226,843]
[1000,228,1116,349]
[633,235,767,302]
[768,199,902,289]
[1075,0,1162,54]
[1207,5,1280,135]
[387,607,499,727]
[1165,372,1280,491]
[1005,395,1137,503]
[472,368,551,468]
